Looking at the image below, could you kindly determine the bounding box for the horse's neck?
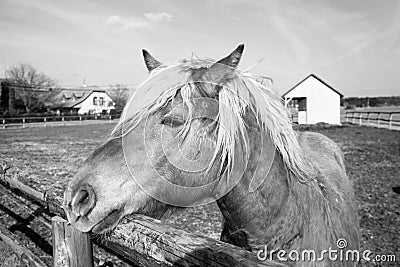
[217,150,299,249]
[216,131,331,252]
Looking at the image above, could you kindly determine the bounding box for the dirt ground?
[0,123,399,266]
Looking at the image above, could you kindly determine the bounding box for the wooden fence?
[345,111,400,130]
[1,114,120,129]
[289,113,298,124]
[0,170,285,267]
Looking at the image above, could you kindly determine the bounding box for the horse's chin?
[90,209,124,234]
[67,207,124,234]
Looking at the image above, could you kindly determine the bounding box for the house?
[51,86,115,115]
[282,74,343,125]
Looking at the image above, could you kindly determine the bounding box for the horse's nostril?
[70,184,96,217]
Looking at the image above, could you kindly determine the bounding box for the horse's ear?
[214,44,244,69]
[142,49,163,72]
[204,44,244,87]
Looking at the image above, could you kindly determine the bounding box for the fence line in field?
[345,111,400,130]
[0,172,281,267]
[1,114,121,129]
[289,113,298,124]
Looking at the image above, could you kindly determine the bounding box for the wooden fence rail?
[0,172,285,267]
[0,224,48,267]
[345,111,400,130]
[0,114,120,129]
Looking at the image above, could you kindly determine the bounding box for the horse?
[63,44,360,266]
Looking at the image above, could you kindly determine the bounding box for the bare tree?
[6,63,59,113]
[108,84,131,112]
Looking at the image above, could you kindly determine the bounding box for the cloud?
[144,12,173,22]
[106,12,172,30]
[106,15,150,29]
[106,15,122,25]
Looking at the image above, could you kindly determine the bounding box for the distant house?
[51,87,115,115]
[282,74,343,125]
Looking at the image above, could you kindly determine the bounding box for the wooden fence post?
[2,119,5,129]
[359,112,362,125]
[79,116,82,125]
[352,112,356,124]
[377,113,381,127]
[389,113,393,130]
[62,117,65,126]
[44,117,47,127]
[23,118,26,128]
[52,216,94,267]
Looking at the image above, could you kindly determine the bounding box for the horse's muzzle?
[64,183,97,222]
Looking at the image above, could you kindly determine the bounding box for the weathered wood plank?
[52,216,94,267]
[0,173,66,217]
[103,215,287,267]
[0,224,47,267]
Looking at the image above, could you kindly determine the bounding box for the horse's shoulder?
[298,131,336,145]
[297,131,345,170]
[298,131,341,152]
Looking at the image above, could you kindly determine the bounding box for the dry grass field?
[0,123,399,266]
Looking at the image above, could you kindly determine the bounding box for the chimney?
[82,79,87,88]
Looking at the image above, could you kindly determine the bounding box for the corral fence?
[0,168,284,267]
[289,113,298,124]
[1,114,121,129]
[345,111,400,130]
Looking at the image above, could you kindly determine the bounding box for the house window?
[93,97,98,105]
[99,97,104,106]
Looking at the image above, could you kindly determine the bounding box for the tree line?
[341,96,400,109]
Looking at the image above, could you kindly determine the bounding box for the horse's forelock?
[110,58,311,182]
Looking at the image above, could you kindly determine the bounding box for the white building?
[51,88,115,115]
[283,74,343,125]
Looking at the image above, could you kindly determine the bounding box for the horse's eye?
[161,114,185,127]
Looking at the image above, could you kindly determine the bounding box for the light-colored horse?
[64,44,360,266]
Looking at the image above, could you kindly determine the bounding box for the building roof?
[62,90,89,99]
[51,87,112,109]
[51,98,84,109]
[57,87,105,99]
[51,94,87,109]
[282,73,343,98]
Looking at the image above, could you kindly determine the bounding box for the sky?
[0,0,399,97]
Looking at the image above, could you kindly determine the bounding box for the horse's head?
[63,45,250,233]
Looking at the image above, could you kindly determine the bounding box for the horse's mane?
[111,58,311,181]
